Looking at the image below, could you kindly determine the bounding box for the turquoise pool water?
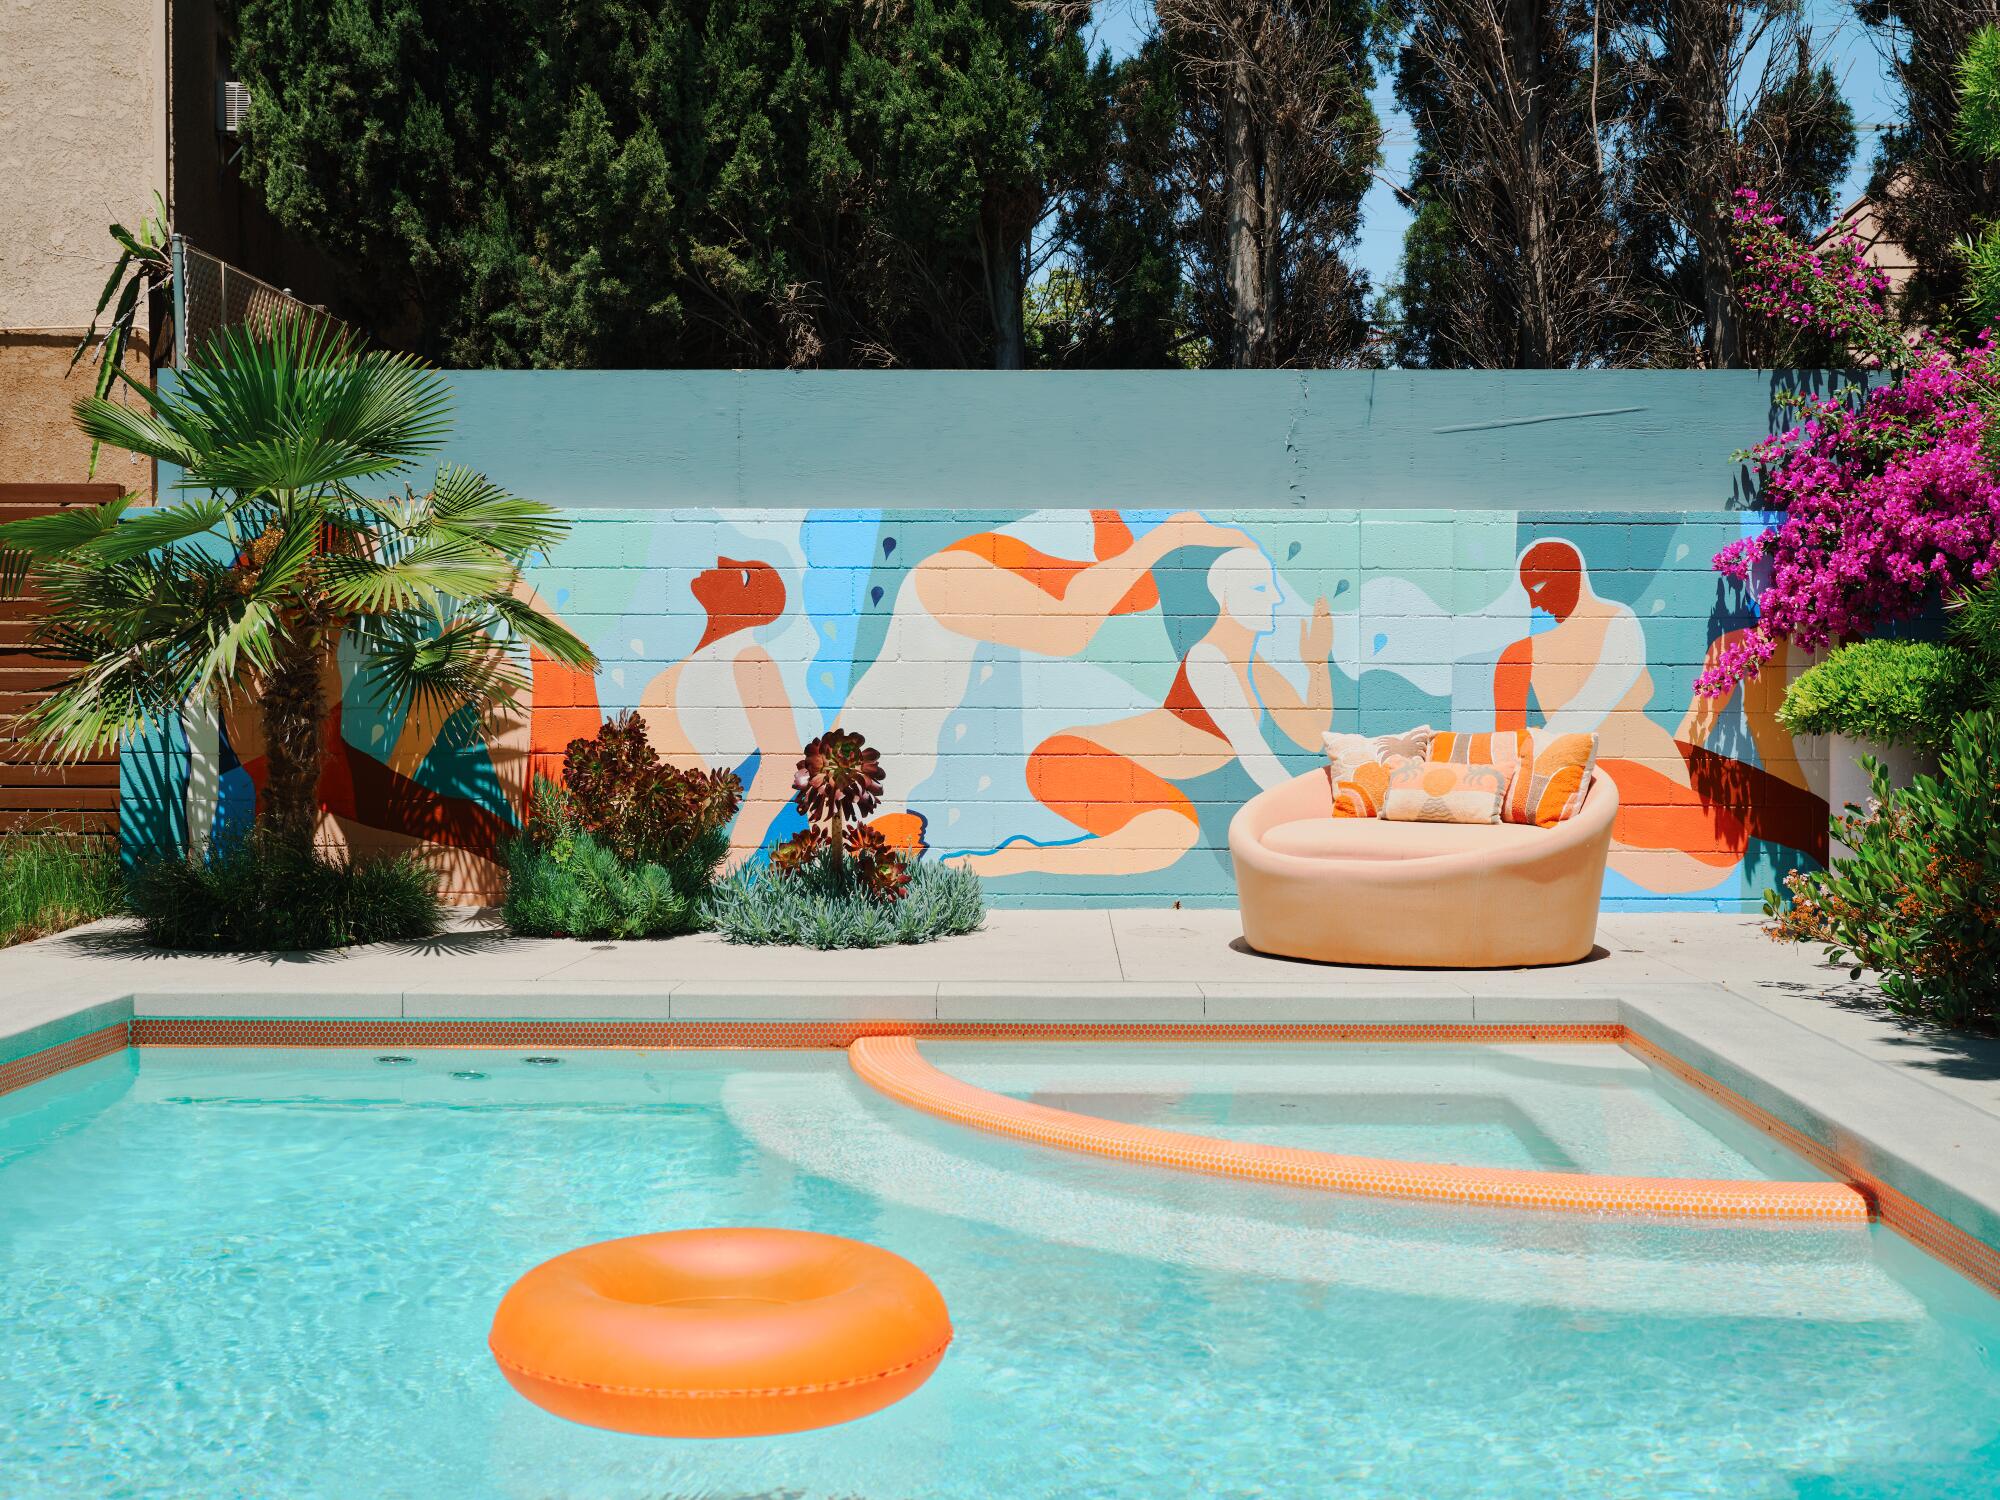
[1,1047,1998,1498]
[933,1042,1806,1177]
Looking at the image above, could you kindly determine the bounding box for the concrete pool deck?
[5,909,2000,1289]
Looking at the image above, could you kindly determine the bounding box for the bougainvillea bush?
[1729,188,1898,362]
[1699,191,2000,696]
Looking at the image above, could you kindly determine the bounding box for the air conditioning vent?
[217,80,250,135]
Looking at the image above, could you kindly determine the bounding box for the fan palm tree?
[0,315,596,859]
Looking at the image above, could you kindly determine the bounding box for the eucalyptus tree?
[1393,0,1644,368]
[0,318,595,857]
[1859,0,2000,333]
[1614,1,1855,366]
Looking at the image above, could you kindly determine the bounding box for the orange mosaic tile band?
[129,1018,1625,1049]
[847,1033,1873,1225]
[1623,1032,2000,1293]
[0,1022,128,1099]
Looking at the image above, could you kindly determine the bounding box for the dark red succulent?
[767,728,909,902]
[791,729,884,841]
[770,827,829,876]
[562,711,741,866]
[845,822,909,904]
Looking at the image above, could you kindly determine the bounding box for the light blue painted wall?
[367,369,1847,513]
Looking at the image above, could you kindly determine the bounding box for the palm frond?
[425,466,573,558]
[317,537,517,617]
[353,606,530,722]
[83,496,234,564]
[486,591,597,669]
[166,316,454,495]
[0,496,135,595]
[73,391,201,470]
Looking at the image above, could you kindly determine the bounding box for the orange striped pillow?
[1504,730,1598,827]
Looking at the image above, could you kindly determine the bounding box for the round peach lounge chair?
[1228,767,1618,968]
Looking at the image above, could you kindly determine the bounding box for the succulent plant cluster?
[773,729,907,902]
[562,711,742,873]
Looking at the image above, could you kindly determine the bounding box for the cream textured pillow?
[1380,759,1509,825]
[1320,725,1434,818]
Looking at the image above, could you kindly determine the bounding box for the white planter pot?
[1828,734,1935,860]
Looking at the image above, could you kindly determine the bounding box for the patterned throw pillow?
[1380,760,1509,825]
[1320,725,1434,818]
[1426,729,1532,784]
[1504,730,1598,828]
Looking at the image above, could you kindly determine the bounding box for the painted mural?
[125,507,1829,911]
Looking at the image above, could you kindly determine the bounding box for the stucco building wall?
[0,0,166,493]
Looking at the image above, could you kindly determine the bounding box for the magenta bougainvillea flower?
[1730,188,1896,359]
[1699,193,2000,695]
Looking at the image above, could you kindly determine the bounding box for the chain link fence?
[169,237,344,364]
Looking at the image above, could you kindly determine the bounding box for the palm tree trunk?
[258,631,328,858]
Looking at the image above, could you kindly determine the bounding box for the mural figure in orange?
[1494,540,1826,891]
[966,547,1333,877]
[843,510,1255,850]
[637,557,805,855]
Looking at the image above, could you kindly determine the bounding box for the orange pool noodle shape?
[489,1228,952,1438]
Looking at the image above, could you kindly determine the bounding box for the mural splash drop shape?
[870,585,885,606]
[883,537,897,559]
[1286,541,1302,561]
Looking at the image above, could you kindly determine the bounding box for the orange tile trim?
[0,1022,128,1099]
[1622,1032,2000,1294]
[128,1018,1624,1049]
[847,1034,1872,1225]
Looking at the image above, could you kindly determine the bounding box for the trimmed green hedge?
[1775,639,1975,748]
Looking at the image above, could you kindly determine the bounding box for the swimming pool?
[3,1046,1998,1498]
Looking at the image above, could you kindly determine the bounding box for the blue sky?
[1083,1,1902,294]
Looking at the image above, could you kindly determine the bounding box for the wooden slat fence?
[1,484,123,837]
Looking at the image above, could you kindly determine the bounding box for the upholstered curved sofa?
[1228,767,1618,968]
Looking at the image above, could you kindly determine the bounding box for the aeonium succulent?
[790,729,884,843]
[772,729,907,903]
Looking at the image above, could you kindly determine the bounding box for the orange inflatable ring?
[488,1228,952,1438]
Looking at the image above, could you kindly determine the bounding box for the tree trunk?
[258,631,329,859]
[1680,14,1737,368]
[1696,197,1738,367]
[979,207,1026,371]
[1507,0,1556,369]
[1223,64,1267,368]
[1261,135,1282,364]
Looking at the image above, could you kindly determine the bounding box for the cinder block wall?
[123,372,1836,910]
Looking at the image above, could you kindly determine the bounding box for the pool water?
[1,1048,1997,1499]
[931,1042,1805,1177]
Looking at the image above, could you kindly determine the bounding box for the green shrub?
[1775,638,1976,749]
[1947,580,2000,716]
[1764,708,2000,1029]
[0,832,123,947]
[708,852,985,949]
[502,779,705,939]
[561,712,740,891]
[127,838,443,951]
[498,717,740,940]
